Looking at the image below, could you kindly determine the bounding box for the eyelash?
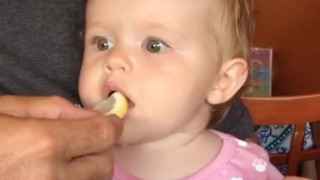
[89,36,171,53]
[91,36,114,51]
[143,37,170,53]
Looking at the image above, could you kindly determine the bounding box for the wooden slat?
[242,94,320,177]
[242,94,320,124]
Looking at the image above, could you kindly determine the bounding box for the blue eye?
[145,39,168,53]
[96,38,114,51]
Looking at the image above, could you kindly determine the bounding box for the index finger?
[0,95,97,120]
[41,114,123,160]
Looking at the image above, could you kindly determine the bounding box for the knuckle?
[39,134,57,152]
[37,135,56,155]
[26,125,59,157]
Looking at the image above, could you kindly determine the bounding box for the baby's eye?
[96,37,114,51]
[144,39,169,53]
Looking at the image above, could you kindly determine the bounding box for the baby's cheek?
[80,96,94,108]
[79,81,101,108]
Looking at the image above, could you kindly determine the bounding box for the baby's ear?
[206,58,248,105]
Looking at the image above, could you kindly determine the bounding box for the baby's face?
[79,0,223,145]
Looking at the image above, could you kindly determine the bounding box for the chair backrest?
[242,94,320,176]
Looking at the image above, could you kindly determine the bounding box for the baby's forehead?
[87,0,226,19]
[85,0,234,48]
[87,0,227,32]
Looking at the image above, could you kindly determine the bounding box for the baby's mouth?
[125,96,135,110]
[108,91,116,96]
[108,91,135,109]
[93,90,134,118]
[128,99,135,109]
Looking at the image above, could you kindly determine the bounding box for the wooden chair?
[242,94,320,177]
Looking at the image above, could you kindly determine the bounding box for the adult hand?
[0,95,122,180]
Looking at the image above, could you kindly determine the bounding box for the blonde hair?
[214,0,255,63]
[208,0,255,127]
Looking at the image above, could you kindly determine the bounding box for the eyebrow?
[87,21,188,41]
[86,21,113,31]
[141,21,187,40]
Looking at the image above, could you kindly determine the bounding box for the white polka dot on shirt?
[252,159,267,172]
[235,139,248,147]
[231,177,243,180]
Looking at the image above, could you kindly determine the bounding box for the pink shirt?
[113,131,284,180]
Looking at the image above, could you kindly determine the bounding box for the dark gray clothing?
[215,98,254,140]
[0,1,254,140]
[0,0,86,103]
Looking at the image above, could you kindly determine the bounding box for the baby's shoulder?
[219,132,270,168]
[198,132,283,179]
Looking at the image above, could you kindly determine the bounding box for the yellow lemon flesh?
[93,92,128,118]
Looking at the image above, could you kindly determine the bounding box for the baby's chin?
[115,135,144,147]
[114,122,175,148]
[115,133,158,148]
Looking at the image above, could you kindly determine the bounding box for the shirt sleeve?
[246,140,284,180]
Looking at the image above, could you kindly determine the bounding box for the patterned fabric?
[255,124,314,174]
[113,131,283,180]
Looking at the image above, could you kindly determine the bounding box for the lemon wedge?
[93,92,128,118]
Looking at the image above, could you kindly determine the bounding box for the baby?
[79,0,284,179]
